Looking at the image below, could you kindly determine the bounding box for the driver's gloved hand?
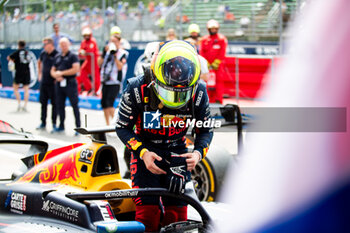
[167,154,187,194]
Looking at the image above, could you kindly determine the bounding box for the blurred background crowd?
[0,0,305,47]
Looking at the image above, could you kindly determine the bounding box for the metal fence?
[1,0,307,47]
[0,0,161,47]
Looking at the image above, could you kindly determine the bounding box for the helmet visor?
[154,80,194,108]
[161,57,196,86]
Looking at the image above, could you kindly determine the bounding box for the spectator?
[50,23,74,50]
[37,37,59,131]
[50,38,81,134]
[200,19,228,104]
[7,40,31,112]
[148,1,155,13]
[185,24,209,82]
[138,1,145,12]
[12,8,20,23]
[185,23,201,48]
[155,16,165,29]
[166,28,177,40]
[217,5,225,18]
[109,26,131,50]
[77,27,100,95]
[176,15,190,24]
[224,6,235,23]
[240,16,250,29]
[235,16,251,37]
[182,15,190,24]
[100,35,128,125]
[115,40,212,232]
[124,2,130,17]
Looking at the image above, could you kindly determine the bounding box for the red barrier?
[207,56,276,102]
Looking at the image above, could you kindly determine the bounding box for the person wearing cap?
[99,26,131,67]
[110,26,131,50]
[115,40,213,232]
[100,34,129,125]
[77,27,100,95]
[185,24,209,82]
[185,23,201,48]
[200,19,228,103]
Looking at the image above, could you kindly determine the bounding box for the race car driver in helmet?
[115,40,213,232]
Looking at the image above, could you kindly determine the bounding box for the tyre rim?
[191,162,210,201]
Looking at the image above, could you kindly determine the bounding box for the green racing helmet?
[151,40,201,109]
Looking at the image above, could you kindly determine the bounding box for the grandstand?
[160,0,300,41]
[0,0,303,45]
[0,0,307,106]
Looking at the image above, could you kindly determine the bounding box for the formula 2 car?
[0,121,217,233]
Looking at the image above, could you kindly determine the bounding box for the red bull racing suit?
[115,71,213,230]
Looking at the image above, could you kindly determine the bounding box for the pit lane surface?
[0,97,238,232]
[0,98,237,180]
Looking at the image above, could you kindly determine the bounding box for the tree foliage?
[3,0,171,14]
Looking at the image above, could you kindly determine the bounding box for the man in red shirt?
[200,19,228,103]
[77,28,100,95]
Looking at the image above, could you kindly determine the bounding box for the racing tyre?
[123,147,132,179]
[191,145,232,202]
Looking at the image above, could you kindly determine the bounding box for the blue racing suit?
[115,70,213,230]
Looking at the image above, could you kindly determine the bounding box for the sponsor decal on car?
[105,190,139,198]
[79,149,94,164]
[42,200,79,222]
[18,150,80,184]
[4,191,27,214]
[93,201,115,220]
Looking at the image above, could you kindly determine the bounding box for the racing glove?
[167,154,188,194]
[79,49,86,56]
[211,59,221,70]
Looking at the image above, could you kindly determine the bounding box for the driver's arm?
[115,80,147,158]
[193,82,214,160]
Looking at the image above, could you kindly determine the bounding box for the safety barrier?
[1,47,278,109]
[208,55,279,103]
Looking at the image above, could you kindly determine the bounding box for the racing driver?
[115,40,213,232]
